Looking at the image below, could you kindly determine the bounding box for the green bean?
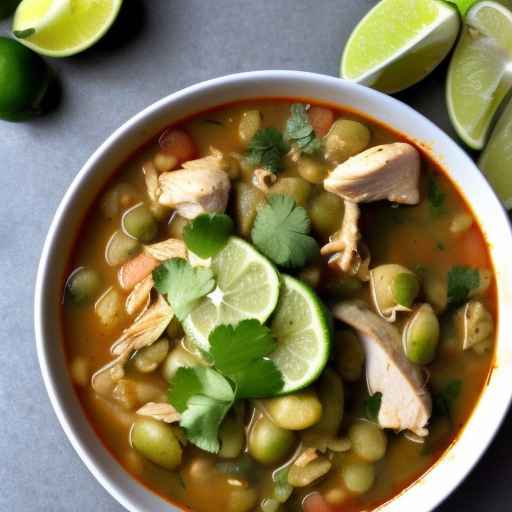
[392,272,420,308]
[269,177,312,206]
[133,338,170,373]
[334,330,365,382]
[297,156,328,184]
[219,409,246,459]
[65,267,102,305]
[341,461,375,494]
[248,415,296,465]
[122,202,158,243]
[235,181,266,237]
[324,119,371,164]
[348,421,387,462]
[239,110,261,143]
[308,191,345,240]
[130,418,182,470]
[161,346,205,382]
[403,303,440,365]
[262,390,322,430]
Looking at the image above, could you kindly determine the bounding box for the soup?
[62,99,496,512]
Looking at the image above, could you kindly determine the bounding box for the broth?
[62,99,495,512]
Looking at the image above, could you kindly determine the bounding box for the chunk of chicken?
[322,143,420,276]
[158,151,231,219]
[320,201,370,279]
[324,143,421,204]
[137,402,181,423]
[332,301,431,437]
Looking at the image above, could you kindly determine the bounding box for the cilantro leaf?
[208,319,284,398]
[427,175,446,216]
[447,266,479,307]
[364,392,382,422]
[153,259,215,321]
[180,395,233,453]
[251,194,319,268]
[183,213,234,258]
[168,367,234,412]
[445,0,478,16]
[433,379,462,423]
[285,103,322,155]
[168,367,235,453]
[247,128,288,173]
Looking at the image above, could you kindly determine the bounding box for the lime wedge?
[269,275,330,393]
[446,1,512,149]
[184,237,280,351]
[12,0,123,57]
[479,97,512,208]
[341,0,459,93]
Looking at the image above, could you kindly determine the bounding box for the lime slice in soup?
[446,1,512,149]
[479,96,512,208]
[269,275,331,393]
[12,0,123,57]
[183,237,280,351]
[341,0,459,93]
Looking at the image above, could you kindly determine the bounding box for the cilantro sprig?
[183,213,234,258]
[251,194,319,268]
[247,128,289,173]
[447,265,479,307]
[167,319,284,452]
[445,0,478,16]
[284,103,322,155]
[153,258,215,321]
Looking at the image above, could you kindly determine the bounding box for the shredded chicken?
[111,294,173,357]
[125,274,154,316]
[158,150,231,219]
[252,168,277,192]
[136,402,181,423]
[324,143,421,204]
[143,161,160,203]
[144,238,187,261]
[322,143,420,277]
[332,300,431,437]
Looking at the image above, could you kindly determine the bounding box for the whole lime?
[0,0,21,20]
[0,37,51,121]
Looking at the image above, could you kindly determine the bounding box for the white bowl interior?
[35,71,512,512]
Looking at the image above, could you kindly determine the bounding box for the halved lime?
[341,0,459,93]
[184,237,280,351]
[12,0,123,57]
[479,96,512,208]
[447,1,512,149]
[269,275,331,394]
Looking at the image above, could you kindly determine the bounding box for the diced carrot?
[459,226,489,268]
[118,252,159,290]
[303,493,334,512]
[308,107,334,137]
[158,128,197,164]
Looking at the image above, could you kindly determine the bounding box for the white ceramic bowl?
[34,71,512,512]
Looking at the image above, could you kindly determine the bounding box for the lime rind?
[446,1,512,149]
[269,274,330,394]
[183,237,280,351]
[12,0,123,57]
[341,0,459,93]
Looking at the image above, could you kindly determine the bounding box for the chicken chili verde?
[63,100,495,512]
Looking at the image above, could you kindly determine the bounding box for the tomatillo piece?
[0,37,51,121]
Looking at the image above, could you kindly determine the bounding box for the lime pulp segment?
[13,0,123,57]
[341,0,459,93]
[183,237,280,351]
[446,1,512,149]
[269,275,331,394]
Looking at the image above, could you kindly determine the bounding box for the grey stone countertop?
[1,1,510,510]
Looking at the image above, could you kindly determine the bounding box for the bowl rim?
[34,70,512,512]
